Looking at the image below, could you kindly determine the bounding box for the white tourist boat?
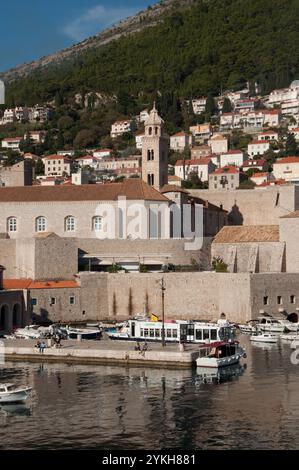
[0,384,32,403]
[250,332,278,343]
[107,318,236,344]
[196,341,246,368]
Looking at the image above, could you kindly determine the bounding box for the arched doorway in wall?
[287,312,298,323]
[12,303,22,329]
[0,304,10,332]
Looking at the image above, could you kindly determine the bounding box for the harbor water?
[0,335,299,450]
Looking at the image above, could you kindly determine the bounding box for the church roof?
[0,179,169,203]
[213,225,279,243]
[144,103,164,126]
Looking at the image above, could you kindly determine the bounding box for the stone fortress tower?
[142,103,169,191]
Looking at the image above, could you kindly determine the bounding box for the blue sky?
[0,1,156,72]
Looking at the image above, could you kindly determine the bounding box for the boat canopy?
[199,341,231,349]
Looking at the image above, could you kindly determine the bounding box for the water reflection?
[196,363,245,385]
[0,336,299,450]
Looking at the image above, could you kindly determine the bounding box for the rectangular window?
[263,296,269,305]
[31,298,38,306]
[150,329,155,338]
[290,295,296,304]
[140,328,144,337]
[155,329,160,338]
[211,329,217,340]
[166,329,172,338]
[277,296,282,305]
[196,329,202,340]
[69,296,75,305]
[144,328,149,337]
[50,297,56,306]
[172,329,177,338]
[203,329,209,340]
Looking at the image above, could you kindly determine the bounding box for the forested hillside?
[4,0,299,107]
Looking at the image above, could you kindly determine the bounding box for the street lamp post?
[161,277,166,348]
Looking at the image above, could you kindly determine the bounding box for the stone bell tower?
[142,103,168,191]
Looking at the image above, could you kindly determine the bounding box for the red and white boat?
[196,341,246,368]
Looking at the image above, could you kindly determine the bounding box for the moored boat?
[64,326,102,340]
[0,384,32,403]
[196,341,246,368]
[280,333,299,341]
[250,332,278,343]
[107,318,236,344]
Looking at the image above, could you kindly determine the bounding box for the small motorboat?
[0,383,32,403]
[239,324,257,334]
[250,332,278,343]
[65,326,102,340]
[196,341,246,368]
[280,333,299,341]
[13,326,41,340]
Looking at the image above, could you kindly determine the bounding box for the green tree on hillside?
[285,133,298,156]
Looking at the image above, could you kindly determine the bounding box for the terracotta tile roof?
[213,225,279,243]
[251,172,268,178]
[222,150,243,155]
[249,140,270,145]
[259,179,286,187]
[0,179,169,202]
[168,175,182,181]
[274,156,299,164]
[30,280,79,289]
[210,135,227,141]
[243,158,266,167]
[2,137,22,142]
[175,158,211,166]
[171,131,189,137]
[160,185,189,194]
[263,109,280,115]
[42,154,73,162]
[211,165,239,175]
[3,279,32,289]
[3,279,79,290]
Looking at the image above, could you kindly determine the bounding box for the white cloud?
[63,4,136,42]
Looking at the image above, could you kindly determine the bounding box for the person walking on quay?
[39,341,46,354]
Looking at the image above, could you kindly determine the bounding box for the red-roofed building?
[111,119,135,138]
[76,155,99,168]
[258,131,279,141]
[42,154,76,177]
[250,172,271,186]
[170,131,193,152]
[220,150,244,168]
[1,136,22,151]
[175,158,216,181]
[135,131,145,149]
[248,140,270,157]
[290,127,299,141]
[93,148,113,159]
[209,165,241,190]
[263,109,281,127]
[242,158,267,172]
[273,156,299,183]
